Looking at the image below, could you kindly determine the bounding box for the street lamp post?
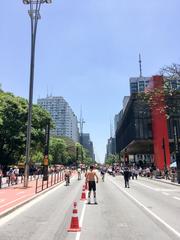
[23,0,52,187]
[173,120,180,183]
[162,137,167,172]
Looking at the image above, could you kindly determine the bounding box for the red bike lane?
[0,172,76,217]
[0,181,37,216]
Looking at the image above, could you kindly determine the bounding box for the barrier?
[35,171,64,194]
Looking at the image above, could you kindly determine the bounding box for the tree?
[0,92,27,166]
[0,91,52,167]
[160,63,180,81]
[105,154,116,165]
[49,137,67,165]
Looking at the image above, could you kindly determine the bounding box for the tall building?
[81,133,95,161]
[106,137,116,157]
[37,96,79,142]
[130,77,151,94]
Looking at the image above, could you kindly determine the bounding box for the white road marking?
[132,181,158,191]
[133,181,176,193]
[16,191,25,196]
[109,178,180,239]
[0,200,5,203]
[75,192,87,240]
[0,178,68,226]
[162,192,170,196]
[0,195,31,209]
[173,196,180,201]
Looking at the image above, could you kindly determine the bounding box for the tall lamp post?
[173,120,180,183]
[23,0,52,187]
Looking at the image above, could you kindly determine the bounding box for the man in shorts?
[86,165,98,204]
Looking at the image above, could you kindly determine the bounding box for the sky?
[0,0,180,163]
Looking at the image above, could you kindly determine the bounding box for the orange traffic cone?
[67,202,81,232]
[80,186,87,200]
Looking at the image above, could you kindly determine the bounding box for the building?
[123,96,130,112]
[116,76,180,170]
[37,96,79,142]
[81,133,95,161]
[130,77,151,94]
[106,137,116,157]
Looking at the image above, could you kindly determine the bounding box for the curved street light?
[23,0,52,187]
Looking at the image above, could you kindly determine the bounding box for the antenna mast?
[78,107,85,144]
[139,53,142,78]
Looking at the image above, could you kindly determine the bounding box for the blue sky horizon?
[1,1,180,163]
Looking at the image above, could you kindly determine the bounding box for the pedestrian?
[86,165,98,204]
[14,166,19,184]
[123,167,130,188]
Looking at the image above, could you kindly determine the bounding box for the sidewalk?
[0,174,66,218]
[0,180,37,217]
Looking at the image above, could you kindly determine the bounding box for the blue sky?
[0,0,180,162]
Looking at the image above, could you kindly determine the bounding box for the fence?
[35,171,64,194]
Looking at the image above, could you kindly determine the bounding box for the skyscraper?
[37,96,79,142]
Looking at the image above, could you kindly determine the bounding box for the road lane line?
[133,181,159,191]
[162,192,170,196]
[173,196,180,201]
[75,193,87,240]
[16,191,25,196]
[0,195,31,209]
[109,178,180,239]
[0,177,73,225]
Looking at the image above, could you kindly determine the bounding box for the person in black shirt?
[123,167,130,188]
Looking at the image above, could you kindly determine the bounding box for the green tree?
[49,137,67,165]
[0,91,52,166]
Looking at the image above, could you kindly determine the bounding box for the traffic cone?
[67,202,81,232]
[80,186,87,200]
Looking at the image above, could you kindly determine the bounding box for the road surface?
[0,174,180,240]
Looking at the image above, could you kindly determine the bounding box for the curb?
[0,179,66,219]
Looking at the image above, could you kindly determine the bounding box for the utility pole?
[22,0,52,187]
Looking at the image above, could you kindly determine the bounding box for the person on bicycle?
[86,165,98,204]
[64,167,71,185]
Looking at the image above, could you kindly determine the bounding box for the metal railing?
[35,171,64,194]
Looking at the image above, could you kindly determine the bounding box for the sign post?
[43,122,50,181]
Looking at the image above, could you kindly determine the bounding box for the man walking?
[86,165,98,204]
[123,167,130,188]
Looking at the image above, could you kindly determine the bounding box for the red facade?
[151,76,170,170]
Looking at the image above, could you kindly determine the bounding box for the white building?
[37,96,79,142]
[129,77,151,94]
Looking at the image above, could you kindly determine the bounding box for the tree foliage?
[138,63,180,117]
[0,91,52,166]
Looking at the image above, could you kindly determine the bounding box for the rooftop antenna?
[139,53,142,78]
[78,106,85,144]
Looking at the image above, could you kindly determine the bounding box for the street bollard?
[0,176,2,189]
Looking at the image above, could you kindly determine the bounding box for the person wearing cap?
[86,165,98,204]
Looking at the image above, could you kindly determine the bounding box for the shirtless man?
[86,165,98,204]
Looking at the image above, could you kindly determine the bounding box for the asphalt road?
[0,174,180,240]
